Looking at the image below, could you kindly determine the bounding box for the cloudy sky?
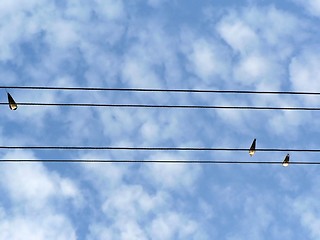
[1,0,320,239]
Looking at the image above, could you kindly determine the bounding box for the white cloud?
[122,57,161,87]
[142,153,201,191]
[148,212,198,239]
[87,224,114,240]
[215,5,308,91]
[242,6,306,50]
[79,153,130,194]
[217,16,259,54]
[289,47,320,107]
[0,152,80,239]
[292,0,320,17]
[0,0,45,13]
[0,0,54,61]
[1,163,55,205]
[94,0,125,20]
[102,184,167,219]
[140,119,160,142]
[0,212,76,240]
[215,5,307,96]
[0,151,82,209]
[292,193,320,239]
[1,1,319,240]
[84,160,207,239]
[290,48,320,92]
[181,34,231,83]
[45,20,80,49]
[120,20,182,88]
[268,112,300,136]
[233,54,271,86]
[80,146,208,239]
[118,220,148,240]
[190,39,228,80]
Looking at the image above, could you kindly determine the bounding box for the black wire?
[0,159,319,164]
[0,146,320,152]
[1,102,320,111]
[1,86,320,95]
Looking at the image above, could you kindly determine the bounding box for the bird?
[249,138,256,156]
[7,92,18,110]
[282,154,290,167]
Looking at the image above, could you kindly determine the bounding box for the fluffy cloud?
[290,47,320,92]
[80,150,206,239]
[142,153,201,191]
[217,16,259,54]
[289,46,320,107]
[217,6,306,89]
[292,0,320,17]
[180,29,231,85]
[233,54,273,86]
[0,151,80,239]
[291,178,320,240]
[0,152,81,208]
[1,1,320,239]
[293,200,320,239]
[0,212,76,240]
[187,39,230,81]
[94,0,125,20]
[148,212,199,239]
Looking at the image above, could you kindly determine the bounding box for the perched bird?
[282,154,290,167]
[249,138,256,156]
[7,92,18,110]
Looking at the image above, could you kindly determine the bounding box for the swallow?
[249,138,256,156]
[282,154,290,167]
[7,92,18,110]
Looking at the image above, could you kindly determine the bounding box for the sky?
[1,0,320,239]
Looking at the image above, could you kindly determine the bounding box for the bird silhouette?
[249,138,256,156]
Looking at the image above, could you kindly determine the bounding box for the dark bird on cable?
[282,154,290,167]
[249,138,256,156]
[7,92,18,110]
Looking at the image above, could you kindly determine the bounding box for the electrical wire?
[0,159,319,164]
[1,102,320,111]
[1,86,320,95]
[1,86,319,165]
[0,146,320,152]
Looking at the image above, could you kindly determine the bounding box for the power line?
[0,159,319,165]
[1,86,320,95]
[1,102,320,111]
[1,146,320,152]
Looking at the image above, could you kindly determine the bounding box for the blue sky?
[1,0,320,239]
